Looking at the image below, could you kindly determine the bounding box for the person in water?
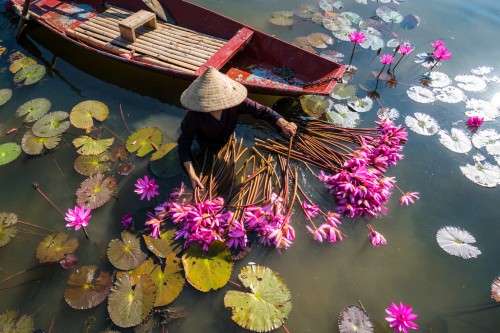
[177,67,297,189]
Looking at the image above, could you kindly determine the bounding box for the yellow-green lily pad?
[76,173,116,209]
[143,228,181,258]
[108,231,147,270]
[9,56,36,74]
[21,130,61,155]
[64,265,112,310]
[126,127,163,157]
[13,64,46,85]
[15,98,51,123]
[70,100,109,129]
[268,10,295,26]
[0,309,34,333]
[0,89,12,106]
[224,265,292,332]
[74,151,112,176]
[150,142,177,162]
[73,136,114,156]
[0,212,18,248]
[32,111,70,138]
[36,233,79,263]
[0,143,21,166]
[107,274,157,328]
[299,95,332,118]
[182,241,233,292]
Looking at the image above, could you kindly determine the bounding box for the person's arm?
[240,98,297,136]
[178,112,204,189]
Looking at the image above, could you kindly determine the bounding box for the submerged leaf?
[126,127,163,157]
[338,305,374,333]
[73,136,114,156]
[0,89,12,106]
[438,128,472,154]
[291,37,316,54]
[13,64,46,85]
[70,100,110,129]
[224,265,292,332]
[299,95,332,118]
[460,161,500,188]
[0,212,18,247]
[117,160,135,176]
[64,265,112,309]
[74,152,112,176]
[32,111,70,137]
[405,113,439,136]
[15,98,51,123]
[108,231,147,270]
[400,14,420,29]
[182,241,233,292]
[0,143,21,166]
[268,11,295,26]
[319,50,345,63]
[76,173,117,209]
[0,310,34,333]
[21,130,61,155]
[36,233,79,263]
[436,226,481,259]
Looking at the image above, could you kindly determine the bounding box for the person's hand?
[277,118,297,137]
[190,174,204,190]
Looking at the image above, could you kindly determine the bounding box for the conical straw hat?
[180,67,248,112]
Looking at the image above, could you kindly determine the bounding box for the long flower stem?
[32,182,64,217]
[0,264,45,286]
[348,43,357,66]
[82,226,90,240]
[18,220,54,232]
[119,104,131,133]
[391,54,405,74]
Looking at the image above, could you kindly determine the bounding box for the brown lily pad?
[74,151,112,176]
[70,100,109,129]
[21,130,61,155]
[15,98,51,123]
[0,212,18,248]
[64,265,112,309]
[107,231,147,270]
[76,173,117,209]
[32,111,70,138]
[73,136,114,156]
[36,233,79,263]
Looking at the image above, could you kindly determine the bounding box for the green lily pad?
[13,64,46,85]
[224,265,292,332]
[15,98,51,123]
[36,233,79,263]
[268,11,295,26]
[73,136,114,156]
[330,83,357,100]
[306,32,333,49]
[107,274,157,328]
[126,127,163,157]
[64,265,112,310]
[110,145,129,162]
[74,151,112,176]
[108,231,147,270]
[143,228,181,258]
[0,89,12,106]
[0,212,18,248]
[376,5,403,23]
[0,310,34,333]
[76,173,117,209]
[9,56,36,74]
[32,111,70,138]
[0,143,21,166]
[292,4,316,18]
[182,241,233,292]
[21,130,61,155]
[70,100,110,129]
[150,142,177,162]
[299,95,332,118]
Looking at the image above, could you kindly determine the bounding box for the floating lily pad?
[332,26,356,42]
[15,98,51,123]
[465,99,499,121]
[307,33,333,49]
[376,6,403,23]
[108,274,157,328]
[110,145,128,162]
[325,104,360,128]
[0,89,12,106]
[70,100,109,129]
[405,112,439,136]
[126,127,163,157]
[182,241,233,292]
[436,226,481,259]
[291,37,316,53]
[414,52,438,68]
[73,136,115,156]
[76,173,117,209]
[0,46,6,56]
[492,277,500,302]
[108,231,147,270]
[471,66,493,76]
[150,142,177,161]
[377,107,399,120]
[460,160,500,188]
[64,265,112,309]
[330,83,357,100]
[0,310,34,333]
[455,74,487,92]
[0,143,21,166]
[472,129,500,149]
[340,12,361,24]
[292,4,316,18]
[319,0,344,12]
[149,145,182,179]
[400,14,420,29]
[407,86,436,103]
[311,12,325,24]
[74,152,112,176]
[426,72,451,88]
[268,11,295,26]
[13,64,46,85]
[32,111,70,138]
[36,233,79,263]
[299,95,332,118]
[319,50,344,63]
[347,96,373,112]
[438,129,472,154]
[117,160,135,176]
[338,305,374,333]
[224,265,292,332]
[143,228,181,258]
[0,212,18,247]
[322,17,349,32]
[21,130,61,155]
[9,56,36,73]
[433,86,465,103]
[359,28,384,50]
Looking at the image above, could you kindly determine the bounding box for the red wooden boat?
[9,0,346,96]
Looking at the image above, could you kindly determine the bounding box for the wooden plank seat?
[118,10,157,42]
[65,5,253,75]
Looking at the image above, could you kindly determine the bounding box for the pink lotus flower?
[368,230,387,247]
[385,301,419,333]
[301,201,320,219]
[380,54,394,65]
[145,218,162,239]
[121,213,133,229]
[399,192,420,206]
[227,220,247,250]
[306,225,327,243]
[134,175,159,201]
[65,205,91,231]
[433,46,453,61]
[466,116,484,132]
[431,39,446,49]
[348,31,367,44]
[398,45,413,55]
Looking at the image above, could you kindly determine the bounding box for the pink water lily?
[433,46,453,61]
[466,116,484,132]
[121,213,133,229]
[368,230,387,247]
[347,31,366,66]
[399,192,420,206]
[145,218,162,239]
[301,200,320,219]
[431,39,446,49]
[398,44,413,55]
[380,54,394,65]
[65,205,91,231]
[385,301,419,333]
[134,175,159,201]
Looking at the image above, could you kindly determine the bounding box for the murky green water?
[0,0,499,332]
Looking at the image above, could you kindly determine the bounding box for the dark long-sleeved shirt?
[178,98,282,163]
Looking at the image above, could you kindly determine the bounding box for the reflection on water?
[1,0,499,332]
